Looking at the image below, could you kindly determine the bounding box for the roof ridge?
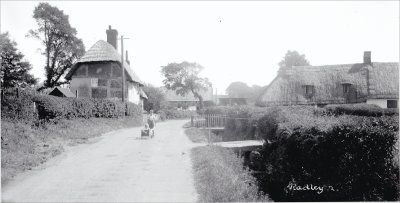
[292,61,398,69]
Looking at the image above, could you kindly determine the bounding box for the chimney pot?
[106,25,118,50]
[364,51,371,64]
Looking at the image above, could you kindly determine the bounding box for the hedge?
[259,116,399,201]
[201,105,399,201]
[322,103,399,117]
[1,88,143,122]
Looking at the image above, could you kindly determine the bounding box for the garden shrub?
[1,88,38,122]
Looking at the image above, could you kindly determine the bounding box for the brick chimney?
[106,25,118,50]
[363,51,371,64]
[126,50,130,65]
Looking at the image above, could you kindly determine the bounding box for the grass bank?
[186,128,270,202]
[1,117,142,185]
[190,146,270,202]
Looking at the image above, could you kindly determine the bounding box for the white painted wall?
[127,83,140,105]
[366,99,388,108]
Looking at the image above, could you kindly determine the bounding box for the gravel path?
[2,119,198,202]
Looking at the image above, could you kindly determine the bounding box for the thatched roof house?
[65,26,146,105]
[163,87,214,110]
[65,40,143,85]
[259,51,399,108]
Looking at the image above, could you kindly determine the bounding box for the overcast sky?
[1,1,399,93]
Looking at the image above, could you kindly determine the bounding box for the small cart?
[141,128,154,139]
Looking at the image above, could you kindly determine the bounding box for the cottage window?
[91,78,98,87]
[75,64,87,76]
[303,85,314,95]
[387,100,398,108]
[92,88,107,98]
[342,83,352,93]
[98,79,108,87]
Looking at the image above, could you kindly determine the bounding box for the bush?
[1,88,39,121]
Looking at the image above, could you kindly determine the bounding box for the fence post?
[191,115,194,127]
[208,128,211,145]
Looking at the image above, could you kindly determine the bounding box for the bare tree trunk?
[191,90,204,109]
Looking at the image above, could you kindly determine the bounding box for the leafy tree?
[161,61,211,109]
[1,32,38,88]
[142,84,166,112]
[226,81,251,98]
[278,50,310,68]
[249,84,265,103]
[27,2,85,91]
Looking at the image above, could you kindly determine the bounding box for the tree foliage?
[28,2,85,90]
[226,81,251,98]
[278,50,310,68]
[1,32,38,88]
[161,61,211,109]
[250,84,265,103]
[142,84,166,112]
[225,82,265,104]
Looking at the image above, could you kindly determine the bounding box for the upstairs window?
[303,85,314,95]
[342,83,352,94]
[387,100,398,108]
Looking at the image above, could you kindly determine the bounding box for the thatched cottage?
[163,87,214,110]
[65,26,147,105]
[259,52,399,108]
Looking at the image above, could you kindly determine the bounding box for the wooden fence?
[190,114,229,129]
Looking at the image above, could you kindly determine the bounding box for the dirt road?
[2,120,198,202]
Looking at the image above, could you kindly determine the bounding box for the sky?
[1,1,399,93]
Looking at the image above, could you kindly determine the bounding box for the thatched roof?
[65,40,143,85]
[163,87,214,102]
[139,89,148,99]
[260,62,399,104]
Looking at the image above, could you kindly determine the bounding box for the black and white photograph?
[1,0,399,202]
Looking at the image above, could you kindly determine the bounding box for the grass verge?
[190,146,271,202]
[1,117,142,185]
